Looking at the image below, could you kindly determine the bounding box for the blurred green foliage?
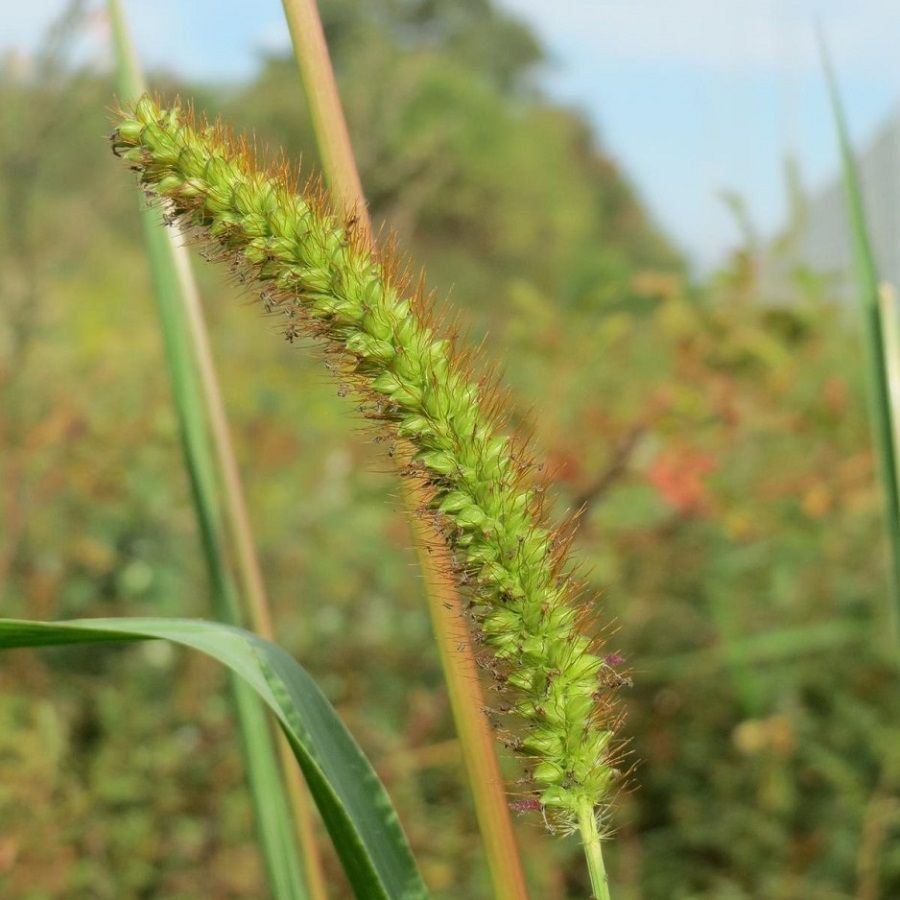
[1,1,898,898]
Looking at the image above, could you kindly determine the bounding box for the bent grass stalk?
[278,1,529,895]
[107,4,319,896]
[112,96,625,895]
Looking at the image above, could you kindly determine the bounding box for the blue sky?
[4,0,899,269]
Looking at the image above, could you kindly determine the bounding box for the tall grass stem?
[278,1,530,895]
[108,2,321,895]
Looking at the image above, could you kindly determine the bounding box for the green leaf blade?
[0,617,429,900]
[820,29,900,645]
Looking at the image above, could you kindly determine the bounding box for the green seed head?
[111,95,626,832]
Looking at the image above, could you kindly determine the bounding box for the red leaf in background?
[647,447,717,515]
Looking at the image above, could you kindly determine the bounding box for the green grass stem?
[578,799,611,900]
[107,2,315,896]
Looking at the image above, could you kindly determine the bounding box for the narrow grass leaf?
[821,30,900,645]
[644,621,870,680]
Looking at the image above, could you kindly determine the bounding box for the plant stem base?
[578,800,611,900]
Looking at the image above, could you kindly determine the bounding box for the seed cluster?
[112,96,624,830]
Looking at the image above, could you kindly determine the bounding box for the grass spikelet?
[111,95,625,839]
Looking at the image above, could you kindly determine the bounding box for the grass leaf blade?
[0,616,429,900]
[821,29,900,644]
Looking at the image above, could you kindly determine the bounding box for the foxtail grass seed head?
[111,95,627,832]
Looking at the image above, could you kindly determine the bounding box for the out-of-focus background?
[2,1,900,897]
